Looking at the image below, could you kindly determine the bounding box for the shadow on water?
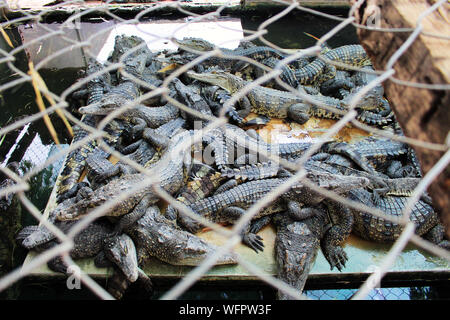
[240,9,359,48]
[0,26,79,299]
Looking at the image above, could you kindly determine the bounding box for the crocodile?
[186,69,374,125]
[55,119,184,209]
[305,153,425,194]
[319,137,410,175]
[271,205,333,299]
[166,158,287,227]
[174,37,287,61]
[108,34,163,92]
[301,152,448,248]
[200,85,244,124]
[17,219,115,274]
[186,70,312,124]
[216,123,313,168]
[165,163,225,223]
[173,37,311,88]
[348,188,449,249]
[56,59,111,203]
[53,130,195,236]
[125,205,237,266]
[172,77,214,126]
[173,37,288,69]
[79,81,179,131]
[192,122,316,179]
[294,44,371,85]
[184,171,369,252]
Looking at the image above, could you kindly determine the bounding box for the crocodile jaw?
[78,103,115,116]
[104,234,139,283]
[186,71,232,92]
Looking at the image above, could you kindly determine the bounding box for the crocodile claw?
[324,246,348,272]
[243,233,265,253]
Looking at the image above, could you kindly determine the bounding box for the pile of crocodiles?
[17,35,449,300]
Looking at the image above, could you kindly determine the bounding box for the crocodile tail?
[221,162,280,181]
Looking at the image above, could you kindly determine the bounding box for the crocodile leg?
[321,199,352,271]
[113,195,152,235]
[286,200,318,221]
[58,182,90,203]
[222,206,264,252]
[236,95,252,119]
[143,128,171,150]
[423,224,450,250]
[121,139,144,155]
[107,269,130,300]
[130,117,147,138]
[248,215,272,234]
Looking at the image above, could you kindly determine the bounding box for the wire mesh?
[0,0,449,300]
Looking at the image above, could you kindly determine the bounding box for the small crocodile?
[125,205,237,266]
[172,77,214,126]
[185,171,369,252]
[17,219,115,274]
[271,205,332,299]
[302,152,448,248]
[186,70,361,125]
[56,59,111,203]
[320,137,410,175]
[294,44,371,85]
[348,188,449,249]
[173,37,288,69]
[204,123,313,170]
[165,163,225,223]
[186,70,312,124]
[80,100,179,132]
[109,34,163,92]
[53,130,195,235]
[173,37,308,88]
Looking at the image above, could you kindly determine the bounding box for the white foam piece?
[97,19,244,63]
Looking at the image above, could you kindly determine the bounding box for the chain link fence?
[0,0,449,300]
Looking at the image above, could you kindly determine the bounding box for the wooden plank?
[352,0,450,238]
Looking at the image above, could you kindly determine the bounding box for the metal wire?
[0,0,448,301]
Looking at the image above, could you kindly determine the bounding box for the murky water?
[0,9,446,300]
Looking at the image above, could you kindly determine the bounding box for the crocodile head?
[79,82,142,116]
[110,35,147,62]
[172,37,215,52]
[186,70,240,93]
[103,234,139,283]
